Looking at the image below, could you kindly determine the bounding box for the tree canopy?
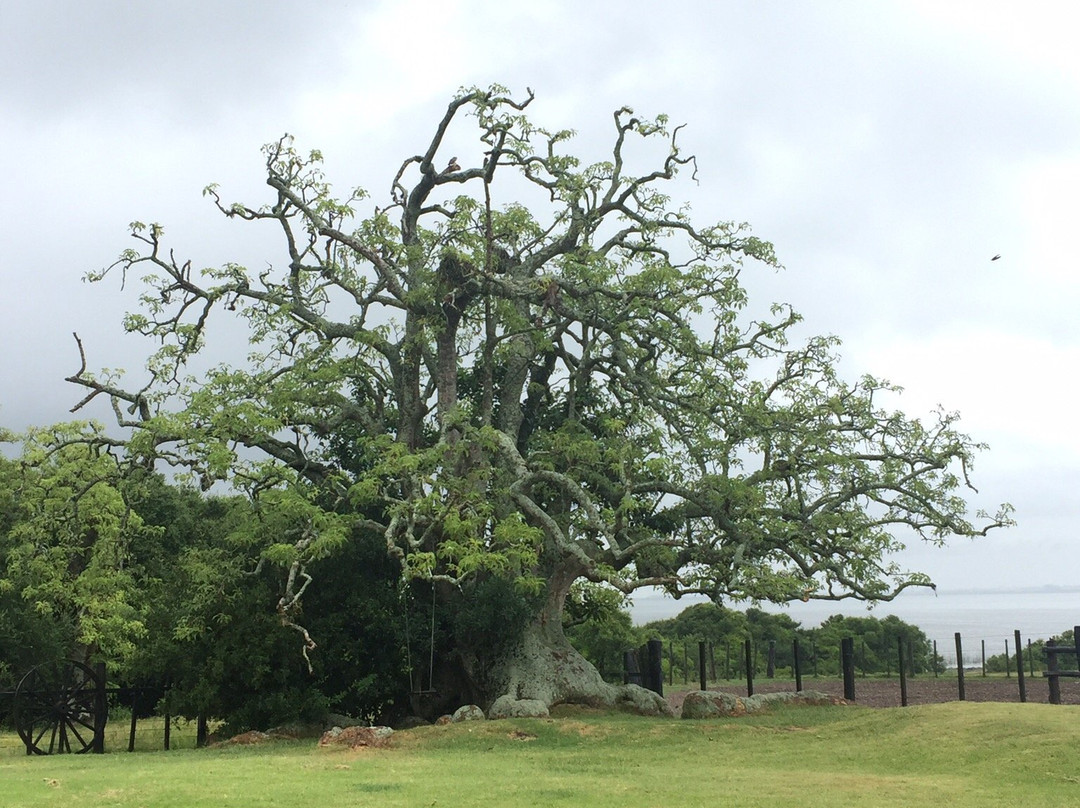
[0,424,154,674]
[64,85,1012,709]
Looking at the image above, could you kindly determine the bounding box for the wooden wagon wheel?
[14,660,103,755]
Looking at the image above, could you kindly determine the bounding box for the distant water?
[631,588,1080,665]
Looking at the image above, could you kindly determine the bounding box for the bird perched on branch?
[443,156,461,174]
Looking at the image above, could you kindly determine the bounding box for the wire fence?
[0,708,205,757]
[633,625,1080,707]
[0,676,210,757]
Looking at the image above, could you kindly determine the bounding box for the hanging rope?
[402,576,438,695]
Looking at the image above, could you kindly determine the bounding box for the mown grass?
[2,702,1078,807]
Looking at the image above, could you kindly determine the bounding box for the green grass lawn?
[3,702,1078,807]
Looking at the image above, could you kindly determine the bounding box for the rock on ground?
[318,725,395,748]
[614,684,677,716]
[669,677,1080,708]
[680,689,838,719]
[451,704,487,722]
[488,696,550,719]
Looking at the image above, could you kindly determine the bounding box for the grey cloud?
[1,1,359,123]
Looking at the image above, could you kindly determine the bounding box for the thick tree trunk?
[484,564,673,716]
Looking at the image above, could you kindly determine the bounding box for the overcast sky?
[2,1,1078,609]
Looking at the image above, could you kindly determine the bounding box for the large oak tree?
[68,86,1011,713]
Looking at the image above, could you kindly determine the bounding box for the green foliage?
[0,453,410,730]
[156,563,332,736]
[302,531,411,722]
[623,601,937,680]
[563,583,644,680]
[124,487,410,730]
[984,628,1073,675]
[809,613,936,675]
[646,601,749,641]
[439,574,539,688]
[0,424,156,672]
[0,589,75,693]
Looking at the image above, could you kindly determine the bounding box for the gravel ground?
[666,674,1080,711]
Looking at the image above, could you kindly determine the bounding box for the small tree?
[0,424,155,671]
[813,614,934,675]
[67,85,1011,711]
[563,583,644,681]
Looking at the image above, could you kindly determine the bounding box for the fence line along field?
[632,625,1080,711]
[0,714,206,757]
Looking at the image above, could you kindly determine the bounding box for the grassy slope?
[2,703,1077,807]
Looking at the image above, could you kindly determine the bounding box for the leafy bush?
[564,583,644,681]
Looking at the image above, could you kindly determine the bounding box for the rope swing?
[403,577,438,695]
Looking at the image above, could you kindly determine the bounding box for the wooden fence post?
[793,639,803,693]
[128,689,139,752]
[954,633,966,701]
[699,641,707,691]
[897,636,908,707]
[767,640,776,679]
[647,639,664,697]
[744,639,754,697]
[841,638,856,700]
[1042,626,1080,706]
[623,650,637,685]
[93,662,107,754]
[1047,641,1061,705]
[1014,630,1026,703]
